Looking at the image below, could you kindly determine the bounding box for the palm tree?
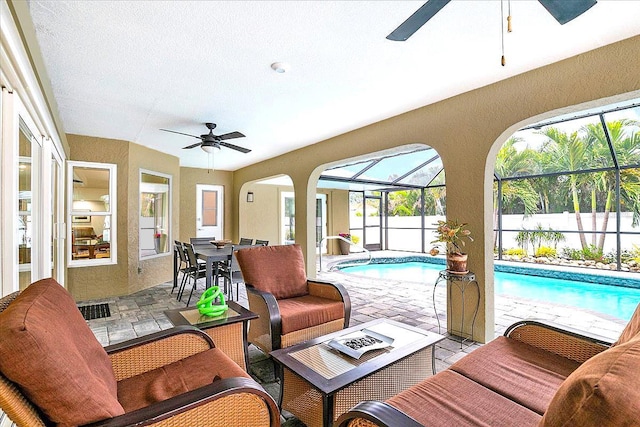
[617,127,640,228]
[582,119,640,250]
[537,127,590,249]
[388,190,422,216]
[494,137,539,246]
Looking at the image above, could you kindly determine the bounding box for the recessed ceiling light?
[271,62,290,73]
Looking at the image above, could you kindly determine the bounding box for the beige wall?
[240,183,282,245]
[233,35,640,343]
[179,167,234,243]
[237,182,349,254]
[325,189,350,255]
[67,135,180,300]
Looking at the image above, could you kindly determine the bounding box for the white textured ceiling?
[27,1,640,170]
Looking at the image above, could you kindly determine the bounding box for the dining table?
[173,242,252,294]
[173,243,229,291]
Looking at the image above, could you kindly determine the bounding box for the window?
[140,170,171,259]
[18,118,35,284]
[494,102,640,271]
[68,162,116,266]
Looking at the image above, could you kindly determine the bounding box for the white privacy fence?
[351,213,638,254]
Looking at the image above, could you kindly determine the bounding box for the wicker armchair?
[235,244,351,353]
[0,279,280,427]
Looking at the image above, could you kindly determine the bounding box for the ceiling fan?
[386,0,597,42]
[160,122,251,154]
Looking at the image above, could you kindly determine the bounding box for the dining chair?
[239,237,254,245]
[255,239,269,246]
[182,242,208,305]
[190,236,216,246]
[218,245,247,301]
[173,240,190,294]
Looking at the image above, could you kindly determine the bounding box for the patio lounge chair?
[0,278,280,427]
[235,244,351,353]
[337,303,640,427]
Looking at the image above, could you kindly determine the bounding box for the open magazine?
[328,328,394,359]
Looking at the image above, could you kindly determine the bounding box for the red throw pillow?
[539,335,640,427]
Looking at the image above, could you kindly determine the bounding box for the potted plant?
[431,219,473,274]
[338,233,352,255]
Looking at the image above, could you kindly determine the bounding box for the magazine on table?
[328,328,394,359]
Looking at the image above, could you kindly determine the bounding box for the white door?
[196,184,223,239]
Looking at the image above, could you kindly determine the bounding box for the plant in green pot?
[431,219,473,274]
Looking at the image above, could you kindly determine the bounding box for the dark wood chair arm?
[505,319,613,363]
[105,325,215,354]
[246,285,282,352]
[106,326,215,381]
[307,279,351,328]
[82,377,281,427]
[335,401,423,427]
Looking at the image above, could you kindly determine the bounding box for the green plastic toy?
[196,286,228,317]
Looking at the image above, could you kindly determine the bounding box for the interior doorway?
[196,184,223,239]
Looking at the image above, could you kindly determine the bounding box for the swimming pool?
[338,260,640,321]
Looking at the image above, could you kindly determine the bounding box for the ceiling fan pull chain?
[501,0,506,66]
[508,0,512,33]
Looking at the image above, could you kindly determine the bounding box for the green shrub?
[504,248,527,257]
[616,246,640,264]
[561,247,583,260]
[582,244,604,262]
[535,246,557,258]
[602,251,616,264]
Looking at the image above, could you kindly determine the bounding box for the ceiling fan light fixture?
[271,62,290,73]
[201,145,215,153]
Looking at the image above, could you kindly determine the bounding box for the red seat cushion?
[235,244,308,299]
[278,295,344,334]
[387,370,541,426]
[0,279,124,426]
[450,336,580,414]
[117,347,250,413]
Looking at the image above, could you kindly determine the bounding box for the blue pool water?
[340,261,640,321]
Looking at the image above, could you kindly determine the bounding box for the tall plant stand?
[432,270,479,349]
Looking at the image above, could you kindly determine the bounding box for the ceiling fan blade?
[182,142,202,149]
[160,128,201,139]
[538,0,597,25]
[219,141,251,153]
[217,131,246,140]
[386,0,451,41]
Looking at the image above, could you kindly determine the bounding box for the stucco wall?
[237,182,350,253]
[67,134,180,300]
[128,143,180,295]
[240,183,281,245]
[179,167,234,243]
[232,35,640,343]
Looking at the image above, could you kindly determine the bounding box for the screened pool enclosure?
[318,100,640,273]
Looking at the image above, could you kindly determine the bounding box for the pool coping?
[328,252,640,289]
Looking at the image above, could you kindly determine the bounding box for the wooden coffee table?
[164,300,257,371]
[270,318,445,427]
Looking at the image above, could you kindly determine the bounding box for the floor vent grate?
[78,303,111,320]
